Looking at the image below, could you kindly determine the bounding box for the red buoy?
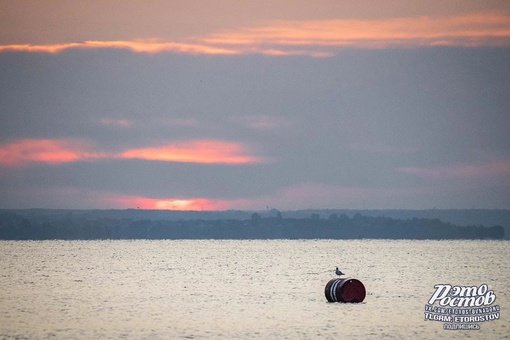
[325,278,366,303]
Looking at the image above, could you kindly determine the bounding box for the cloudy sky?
[1,1,509,211]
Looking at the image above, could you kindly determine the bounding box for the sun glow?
[154,199,228,211]
[112,196,231,211]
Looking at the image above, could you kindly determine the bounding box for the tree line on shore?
[0,210,504,240]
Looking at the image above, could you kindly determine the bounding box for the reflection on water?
[1,240,508,339]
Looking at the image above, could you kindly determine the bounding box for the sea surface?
[0,239,508,339]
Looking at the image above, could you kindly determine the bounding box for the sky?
[1,1,509,211]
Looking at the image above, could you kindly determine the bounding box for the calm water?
[0,240,508,339]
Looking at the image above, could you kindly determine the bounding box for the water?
[0,240,508,339]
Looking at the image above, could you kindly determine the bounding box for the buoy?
[325,278,366,303]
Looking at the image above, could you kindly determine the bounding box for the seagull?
[335,267,344,276]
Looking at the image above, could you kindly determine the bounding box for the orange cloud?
[0,138,263,167]
[0,139,102,167]
[83,40,239,55]
[120,140,263,164]
[1,13,508,56]
[0,43,83,54]
[0,40,239,55]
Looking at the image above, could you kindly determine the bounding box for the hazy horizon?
[1,1,509,211]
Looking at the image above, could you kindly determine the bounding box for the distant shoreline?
[1,209,507,240]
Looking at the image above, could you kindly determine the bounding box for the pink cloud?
[220,182,420,211]
[348,143,418,154]
[0,139,102,167]
[397,160,510,179]
[202,12,510,53]
[235,115,291,130]
[99,118,134,128]
[119,140,264,164]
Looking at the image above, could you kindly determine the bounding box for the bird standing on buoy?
[335,267,344,276]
